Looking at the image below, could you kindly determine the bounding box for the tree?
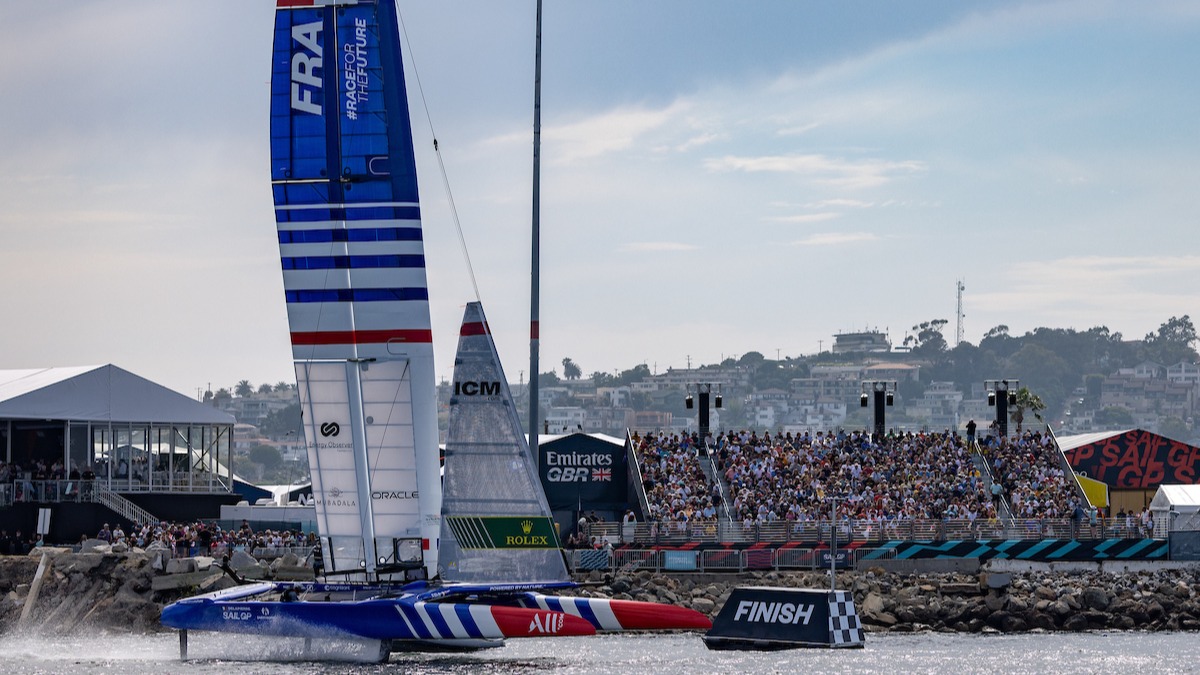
[273,381,292,392]
[538,370,561,387]
[1094,407,1135,428]
[257,382,274,394]
[1158,417,1192,443]
[248,444,283,471]
[235,380,253,397]
[903,319,949,357]
[615,364,651,386]
[562,358,582,380]
[1011,387,1046,433]
[591,371,615,387]
[260,402,302,438]
[1142,315,1199,365]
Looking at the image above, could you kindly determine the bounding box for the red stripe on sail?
[460,321,489,336]
[290,329,433,345]
[277,0,316,7]
[530,320,539,339]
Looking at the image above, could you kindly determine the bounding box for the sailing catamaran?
[160,0,709,658]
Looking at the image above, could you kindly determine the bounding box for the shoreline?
[2,547,1199,636]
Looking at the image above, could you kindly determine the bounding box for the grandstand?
[613,426,1118,549]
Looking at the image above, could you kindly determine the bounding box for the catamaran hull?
[162,597,596,642]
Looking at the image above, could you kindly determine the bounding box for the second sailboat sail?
[440,302,569,583]
[270,0,441,579]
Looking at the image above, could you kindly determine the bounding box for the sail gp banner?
[539,435,628,510]
[1064,429,1200,489]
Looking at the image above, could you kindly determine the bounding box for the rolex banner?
[445,516,560,550]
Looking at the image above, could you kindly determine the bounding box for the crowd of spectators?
[88,519,316,559]
[631,431,724,523]
[982,430,1080,519]
[632,427,1085,529]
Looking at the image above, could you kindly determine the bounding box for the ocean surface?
[0,630,1197,674]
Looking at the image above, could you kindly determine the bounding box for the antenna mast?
[955,280,966,346]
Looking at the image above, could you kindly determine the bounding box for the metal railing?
[92,483,159,527]
[572,516,1160,547]
[571,545,900,574]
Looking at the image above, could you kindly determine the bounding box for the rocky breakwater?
[567,566,1200,634]
[5,547,1200,636]
[0,541,313,635]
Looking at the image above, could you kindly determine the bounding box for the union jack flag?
[591,468,612,481]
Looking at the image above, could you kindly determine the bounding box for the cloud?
[622,242,700,253]
[967,255,1200,334]
[804,198,875,209]
[769,213,842,224]
[544,102,692,163]
[704,153,925,189]
[790,232,878,246]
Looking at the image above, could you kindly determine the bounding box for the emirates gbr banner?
[539,435,628,510]
[1064,429,1200,489]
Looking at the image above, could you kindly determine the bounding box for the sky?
[0,1,1197,398]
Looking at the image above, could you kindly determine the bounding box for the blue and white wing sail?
[270,0,440,578]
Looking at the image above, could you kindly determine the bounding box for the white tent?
[1149,484,1200,533]
[0,365,232,424]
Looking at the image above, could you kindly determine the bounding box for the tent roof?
[536,431,626,447]
[1150,485,1200,510]
[1055,430,1137,452]
[0,365,234,425]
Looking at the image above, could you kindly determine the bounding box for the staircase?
[92,484,159,526]
[970,445,1016,529]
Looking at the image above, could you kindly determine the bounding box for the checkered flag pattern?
[827,591,865,647]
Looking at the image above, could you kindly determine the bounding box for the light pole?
[828,494,845,591]
[985,379,1018,438]
[860,381,896,438]
[685,383,722,451]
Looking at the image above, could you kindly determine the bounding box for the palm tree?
[1011,387,1046,433]
[235,380,253,397]
[562,358,582,380]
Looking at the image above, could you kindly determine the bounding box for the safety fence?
[576,517,1157,546]
[568,546,900,574]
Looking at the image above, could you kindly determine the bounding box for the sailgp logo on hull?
[320,422,340,437]
[290,21,323,115]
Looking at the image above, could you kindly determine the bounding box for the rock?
[226,550,260,572]
[940,582,981,596]
[984,593,1006,612]
[610,578,631,594]
[691,597,715,614]
[78,539,108,553]
[1082,587,1109,611]
[984,573,1012,590]
[111,542,129,553]
[1062,613,1089,631]
[165,558,196,575]
[860,592,898,626]
[150,570,223,591]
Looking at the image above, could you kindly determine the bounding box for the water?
[0,630,1197,674]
